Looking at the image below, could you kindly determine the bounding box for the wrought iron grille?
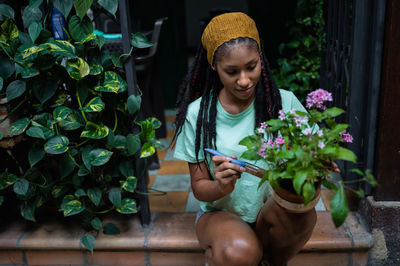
[320,0,353,118]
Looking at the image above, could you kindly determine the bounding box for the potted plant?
[0,0,160,252]
[239,88,377,227]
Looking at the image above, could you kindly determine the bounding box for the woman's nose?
[237,73,250,88]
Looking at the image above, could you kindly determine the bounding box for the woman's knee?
[216,237,262,266]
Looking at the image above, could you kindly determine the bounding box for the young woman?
[173,12,316,266]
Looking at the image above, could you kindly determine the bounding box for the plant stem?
[0,43,14,61]
[75,139,90,148]
[112,111,118,132]
[67,150,82,169]
[76,91,87,122]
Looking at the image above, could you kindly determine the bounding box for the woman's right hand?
[212,155,245,195]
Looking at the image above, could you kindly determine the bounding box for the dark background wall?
[130,0,297,108]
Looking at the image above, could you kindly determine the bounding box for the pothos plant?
[0,0,161,252]
[239,89,377,227]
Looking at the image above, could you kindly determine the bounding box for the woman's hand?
[212,155,245,196]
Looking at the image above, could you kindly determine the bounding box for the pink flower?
[339,131,353,143]
[260,122,268,129]
[294,114,308,127]
[304,128,313,135]
[278,110,285,120]
[317,130,323,137]
[257,150,267,158]
[275,136,285,145]
[318,140,325,149]
[257,128,264,134]
[306,89,333,110]
[267,139,274,148]
[290,109,296,115]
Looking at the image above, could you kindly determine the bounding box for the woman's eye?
[226,70,237,75]
[248,65,257,71]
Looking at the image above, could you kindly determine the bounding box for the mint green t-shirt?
[174,89,307,222]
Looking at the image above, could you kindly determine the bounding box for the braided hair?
[172,37,282,162]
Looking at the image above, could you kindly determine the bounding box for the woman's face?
[214,43,261,105]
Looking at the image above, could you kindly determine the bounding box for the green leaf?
[28,22,42,42]
[0,132,3,140]
[54,106,72,121]
[91,217,102,230]
[0,172,19,189]
[323,107,345,118]
[20,202,36,222]
[44,135,69,154]
[28,146,45,167]
[0,196,3,206]
[349,168,364,176]
[0,18,19,44]
[330,184,349,227]
[108,189,121,207]
[293,170,308,195]
[0,54,14,79]
[22,45,45,59]
[0,4,15,20]
[87,187,102,206]
[54,0,74,18]
[335,147,357,163]
[148,117,161,129]
[89,148,113,166]
[126,134,141,155]
[81,122,109,139]
[6,80,26,102]
[22,7,42,29]
[81,145,92,171]
[365,169,378,187]
[140,142,155,158]
[63,199,85,216]
[66,57,90,80]
[59,111,84,131]
[120,176,137,193]
[29,0,43,8]
[94,71,127,93]
[74,0,93,20]
[89,62,103,75]
[41,40,76,58]
[130,32,153,48]
[103,222,120,235]
[8,118,30,137]
[240,150,260,161]
[68,15,93,42]
[119,161,134,177]
[21,65,40,79]
[111,135,126,149]
[33,79,58,104]
[58,153,75,178]
[75,188,86,197]
[127,94,141,115]
[98,0,118,16]
[302,182,315,206]
[0,76,3,90]
[116,198,137,214]
[80,97,104,112]
[26,126,45,139]
[322,181,338,192]
[13,178,29,196]
[140,120,155,142]
[52,185,68,198]
[80,234,95,253]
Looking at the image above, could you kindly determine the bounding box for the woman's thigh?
[196,211,262,266]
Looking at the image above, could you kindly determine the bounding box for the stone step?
[0,211,374,266]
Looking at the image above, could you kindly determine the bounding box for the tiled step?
[0,211,373,266]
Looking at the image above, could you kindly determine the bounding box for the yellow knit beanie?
[201,12,261,66]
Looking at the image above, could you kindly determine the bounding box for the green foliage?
[272,0,325,102]
[0,1,158,253]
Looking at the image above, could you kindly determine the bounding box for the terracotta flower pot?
[272,181,321,213]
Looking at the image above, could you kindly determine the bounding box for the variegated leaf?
[89,148,113,166]
[66,57,90,80]
[44,135,69,154]
[80,97,104,112]
[80,121,109,139]
[94,71,127,93]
